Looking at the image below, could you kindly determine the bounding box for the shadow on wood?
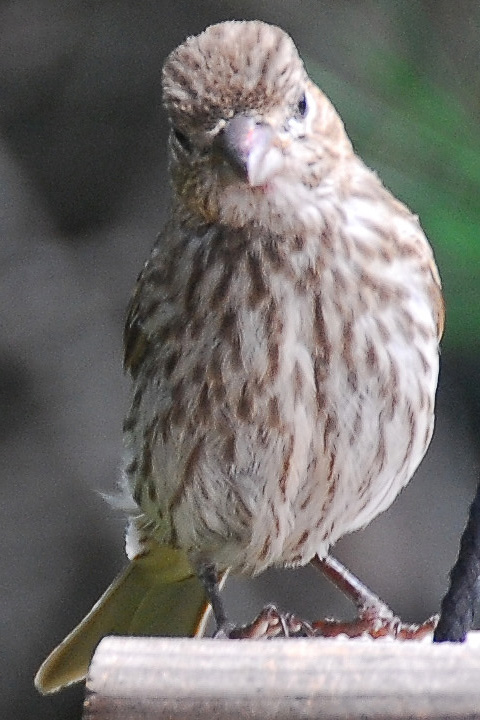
[83,634,480,719]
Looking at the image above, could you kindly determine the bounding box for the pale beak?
[213,114,283,187]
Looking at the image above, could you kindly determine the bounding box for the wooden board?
[83,634,480,719]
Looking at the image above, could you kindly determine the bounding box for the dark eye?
[296,93,307,118]
[173,127,192,154]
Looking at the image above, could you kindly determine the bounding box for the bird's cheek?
[176,173,222,224]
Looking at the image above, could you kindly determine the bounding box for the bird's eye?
[296,93,307,118]
[173,127,192,154]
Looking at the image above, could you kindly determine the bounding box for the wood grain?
[82,634,480,719]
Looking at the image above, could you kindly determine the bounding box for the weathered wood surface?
[83,633,480,719]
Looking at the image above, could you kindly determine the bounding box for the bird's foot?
[310,553,438,640]
[212,620,239,639]
[226,604,315,639]
[311,610,438,640]
[211,553,439,641]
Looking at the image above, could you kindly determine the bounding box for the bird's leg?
[199,565,314,639]
[198,564,235,637]
[310,554,437,639]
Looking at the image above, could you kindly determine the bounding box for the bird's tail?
[35,544,211,694]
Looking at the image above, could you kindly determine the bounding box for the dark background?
[1,2,479,718]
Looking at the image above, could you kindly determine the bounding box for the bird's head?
[162,21,352,231]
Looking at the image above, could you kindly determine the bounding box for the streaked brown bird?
[36,20,444,694]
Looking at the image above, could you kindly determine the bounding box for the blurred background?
[1,1,479,717]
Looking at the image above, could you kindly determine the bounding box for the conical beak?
[213,114,283,187]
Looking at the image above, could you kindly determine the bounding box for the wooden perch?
[83,633,480,719]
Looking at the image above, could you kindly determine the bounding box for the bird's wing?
[123,262,152,377]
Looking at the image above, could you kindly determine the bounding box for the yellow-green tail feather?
[35,545,210,694]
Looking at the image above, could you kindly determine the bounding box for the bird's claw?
[223,604,315,639]
[311,611,439,640]
[216,603,438,641]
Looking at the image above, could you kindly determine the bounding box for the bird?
[35,19,444,694]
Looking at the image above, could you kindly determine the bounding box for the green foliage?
[307,54,480,352]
